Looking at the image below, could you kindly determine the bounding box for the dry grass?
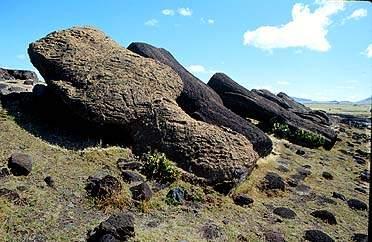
[0,102,370,242]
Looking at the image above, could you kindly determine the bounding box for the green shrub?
[142,152,180,184]
[270,121,325,147]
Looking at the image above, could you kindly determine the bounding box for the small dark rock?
[295,184,311,196]
[44,176,55,187]
[304,230,334,242]
[130,182,153,201]
[310,210,337,225]
[347,199,368,211]
[166,187,186,205]
[351,233,368,242]
[322,171,333,180]
[87,212,135,242]
[8,153,33,176]
[332,192,346,201]
[85,175,122,199]
[121,170,144,183]
[273,207,296,219]
[262,172,286,191]
[233,194,254,207]
[200,222,225,241]
[296,167,311,180]
[264,231,286,242]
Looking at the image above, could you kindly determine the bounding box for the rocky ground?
[0,99,369,242]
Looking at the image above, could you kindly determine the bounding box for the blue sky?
[1,0,371,101]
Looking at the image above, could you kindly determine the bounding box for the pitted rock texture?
[127,42,272,157]
[28,27,259,192]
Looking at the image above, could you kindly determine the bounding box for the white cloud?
[178,8,192,16]
[243,1,345,52]
[277,80,290,85]
[16,54,26,60]
[363,44,372,58]
[144,19,158,27]
[188,65,206,74]
[207,19,215,24]
[162,9,175,16]
[347,8,367,20]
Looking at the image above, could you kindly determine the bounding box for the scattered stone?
[273,207,296,219]
[233,194,254,207]
[332,192,346,201]
[264,231,286,242]
[85,175,122,199]
[347,199,368,211]
[8,153,33,176]
[355,149,370,159]
[295,184,311,196]
[360,170,370,182]
[351,233,368,242]
[166,187,186,205]
[296,166,311,180]
[302,164,312,169]
[121,170,144,184]
[87,212,135,242]
[304,230,334,242]
[322,171,333,180]
[44,176,55,187]
[310,210,337,225]
[130,182,153,201]
[262,172,286,191]
[277,164,289,172]
[200,222,225,241]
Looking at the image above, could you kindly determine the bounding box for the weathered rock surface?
[208,73,337,149]
[87,212,135,242]
[304,230,334,242]
[273,207,296,219]
[127,42,272,157]
[0,67,38,81]
[8,153,33,176]
[28,27,259,192]
[310,210,337,225]
[130,182,153,201]
[85,175,122,199]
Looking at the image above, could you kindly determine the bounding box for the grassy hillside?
[0,101,370,241]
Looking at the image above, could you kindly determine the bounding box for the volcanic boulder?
[127,42,272,157]
[0,67,38,81]
[208,73,337,149]
[28,27,259,192]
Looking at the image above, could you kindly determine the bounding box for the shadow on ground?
[0,88,132,150]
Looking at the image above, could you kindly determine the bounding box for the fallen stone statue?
[28,27,260,193]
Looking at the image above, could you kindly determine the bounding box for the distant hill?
[292,96,371,105]
[356,97,371,105]
[292,97,313,104]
